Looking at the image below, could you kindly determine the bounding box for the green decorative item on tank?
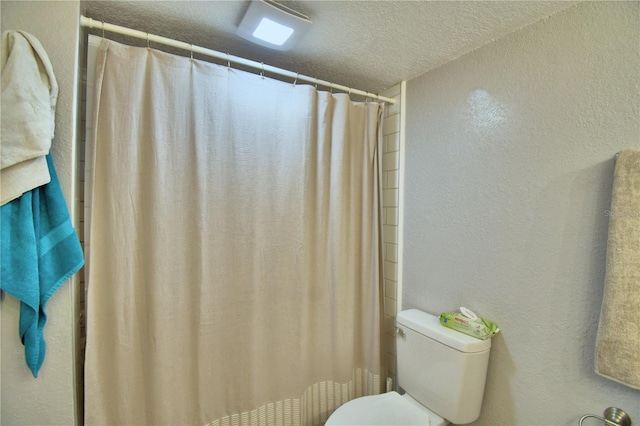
[439,307,500,340]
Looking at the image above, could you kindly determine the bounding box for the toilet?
[326,309,491,425]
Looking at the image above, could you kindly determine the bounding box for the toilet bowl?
[325,391,447,426]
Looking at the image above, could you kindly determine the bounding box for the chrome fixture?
[579,407,632,426]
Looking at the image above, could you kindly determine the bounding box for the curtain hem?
[204,369,381,426]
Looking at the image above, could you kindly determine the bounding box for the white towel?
[1,31,58,205]
[595,148,640,389]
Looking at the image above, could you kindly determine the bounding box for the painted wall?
[403,2,639,425]
[1,1,82,424]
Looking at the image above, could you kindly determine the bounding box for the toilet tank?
[396,309,491,424]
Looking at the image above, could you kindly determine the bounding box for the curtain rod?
[80,16,396,104]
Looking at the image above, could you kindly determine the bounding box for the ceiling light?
[253,18,293,46]
[236,0,312,51]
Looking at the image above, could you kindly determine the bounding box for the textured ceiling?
[82,0,579,95]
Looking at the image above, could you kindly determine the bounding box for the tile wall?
[379,82,404,389]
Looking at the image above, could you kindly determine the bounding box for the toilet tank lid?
[397,309,491,353]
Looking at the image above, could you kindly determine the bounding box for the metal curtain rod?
[80,16,396,104]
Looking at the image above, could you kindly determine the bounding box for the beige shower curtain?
[84,39,383,426]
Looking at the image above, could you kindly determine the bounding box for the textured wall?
[1,1,81,424]
[404,2,639,425]
[81,1,577,96]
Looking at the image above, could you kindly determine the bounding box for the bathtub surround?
[84,38,383,425]
[404,2,640,425]
[596,149,640,390]
[379,83,405,388]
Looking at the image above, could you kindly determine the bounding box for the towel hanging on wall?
[595,148,640,390]
[0,30,84,378]
[1,155,85,377]
[0,30,58,205]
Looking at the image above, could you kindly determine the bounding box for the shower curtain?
[84,38,384,426]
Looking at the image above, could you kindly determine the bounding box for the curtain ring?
[190,44,193,60]
[314,78,318,89]
[293,73,298,87]
[329,82,333,93]
[260,62,265,78]
[226,53,231,71]
[101,21,105,38]
[146,33,150,49]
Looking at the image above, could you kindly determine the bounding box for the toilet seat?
[325,391,432,426]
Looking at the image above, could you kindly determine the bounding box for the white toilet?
[326,309,491,425]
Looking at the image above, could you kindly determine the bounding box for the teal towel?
[1,154,84,377]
